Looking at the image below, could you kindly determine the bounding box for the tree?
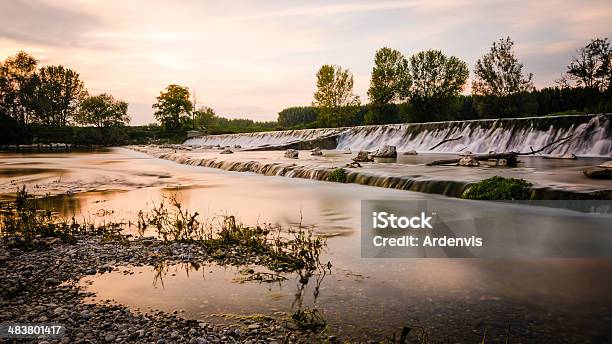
[408,50,469,121]
[193,106,218,128]
[0,51,38,125]
[31,65,86,126]
[566,38,611,91]
[366,47,411,124]
[76,93,129,127]
[313,65,360,127]
[152,84,193,131]
[472,37,536,118]
[277,106,318,127]
[472,37,534,97]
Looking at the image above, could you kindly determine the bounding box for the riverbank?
[0,235,331,344]
[128,145,612,200]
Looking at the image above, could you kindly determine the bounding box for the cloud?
[0,0,610,124]
[0,0,103,47]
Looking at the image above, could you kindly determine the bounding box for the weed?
[328,168,347,183]
[461,176,533,200]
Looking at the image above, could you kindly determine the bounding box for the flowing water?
[185,114,612,157]
[2,148,612,342]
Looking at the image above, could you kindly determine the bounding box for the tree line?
[280,36,611,128]
[2,36,610,145]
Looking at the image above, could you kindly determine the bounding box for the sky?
[1,0,611,125]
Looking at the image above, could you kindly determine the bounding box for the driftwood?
[426,153,519,166]
[429,136,463,150]
[426,134,578,166]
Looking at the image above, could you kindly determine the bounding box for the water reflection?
[146,259,332,315]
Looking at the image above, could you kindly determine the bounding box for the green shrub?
[461,176,532,200]
[328,168,347,183]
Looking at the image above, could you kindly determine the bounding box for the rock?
[403,150,418,155]
[284,149,299,159]
[544,153,577,159]
[85,268,97,275]
[343,149,352,154]
[53,307,65,315]
[583,167,612,179]
[233,145,242,149]
[46,277,61,285]
[247,324,261,330]
[219,148,233,154]
[311,147,323,156]
[345,161,362,168]
[598,160,612,168]
[458,154,480,167]
[196,338,208,344]
[104,334,116,342]
[285,321,299,330]
[371,145,397,158]
[353,151,373,162]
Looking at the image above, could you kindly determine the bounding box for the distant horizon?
[1,0,611,125]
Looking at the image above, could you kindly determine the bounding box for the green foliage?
[31,65,86,126]
[367,47,411,124]
[328,168,347,183]
[193,106,218,128]
[153,84,193,131]
[0,51,38,125]
[313,64,360,127]
[277,106,318,127]
[410,50,469,100]
[566,38,611,91]
[473,37,534,97]
[461,176,533,200]
[0,187,126,250]
[76,93,129,127]
[137,196,326,274]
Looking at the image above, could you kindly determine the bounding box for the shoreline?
[0,236,330,344]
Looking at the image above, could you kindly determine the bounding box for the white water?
[185,114,612,157]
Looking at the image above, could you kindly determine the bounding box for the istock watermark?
[361,200,612,258]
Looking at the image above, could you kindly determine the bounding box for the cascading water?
[185,114,612,157]
[184,127,346,148]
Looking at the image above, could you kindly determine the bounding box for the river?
[1,148,611,342]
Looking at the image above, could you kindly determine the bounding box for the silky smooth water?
[2,149,612,341]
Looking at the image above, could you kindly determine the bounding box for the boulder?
[284,149,299,159]
[583,167,612,179]
[311,147,323,156]
[544,153,577,159]
[598,160,612,168]
[234,144,242,149]
[458,154,479,167]
[353,151,373,162]
[403,150,418,155]
[220,148,233,154]
[371,145,397,158]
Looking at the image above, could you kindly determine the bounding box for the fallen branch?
[426,134,580,166]
[426,153,519,166]
[429,136,463,150]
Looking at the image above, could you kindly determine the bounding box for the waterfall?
[184,114,612,157]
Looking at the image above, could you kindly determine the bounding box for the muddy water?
[2,149,612,341]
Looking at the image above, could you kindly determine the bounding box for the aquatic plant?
[137,197,328,275]
[288,308,327,332]
[328,168,347,183]
[0,187,127,250]
[461,176,533,200]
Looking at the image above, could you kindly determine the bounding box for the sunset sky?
[1,0,611,124]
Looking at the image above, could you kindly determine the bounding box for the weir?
[185,114,612,157]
